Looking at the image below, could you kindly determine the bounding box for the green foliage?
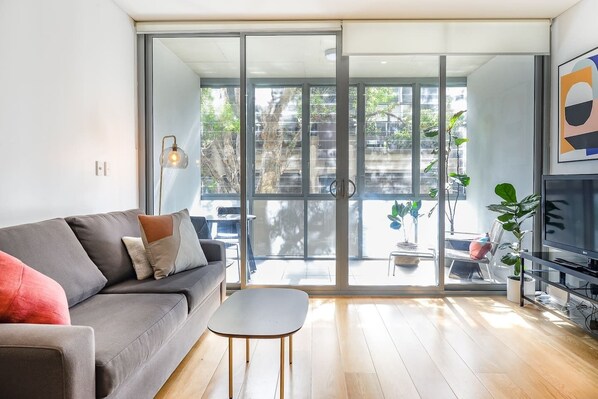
[487,183,541,277]
[200,88,240,142]
[364,87,412,148]
[310,86,336,125]
[387,200,423,243]
[424,110,470,234]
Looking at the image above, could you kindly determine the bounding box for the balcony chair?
[190,216,211,240]
[445,219,504,282]
[214,206,241,278]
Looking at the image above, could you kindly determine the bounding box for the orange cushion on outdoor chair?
[469,234,492,260]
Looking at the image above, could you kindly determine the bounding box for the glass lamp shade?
[159,145,188,169]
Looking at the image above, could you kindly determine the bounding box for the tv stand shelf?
[521,252,598,338]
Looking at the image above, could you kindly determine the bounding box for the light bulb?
[169,150,180,164]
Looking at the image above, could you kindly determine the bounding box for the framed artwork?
[558,46,598,163]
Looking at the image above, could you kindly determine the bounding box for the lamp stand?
[158,135,176,215]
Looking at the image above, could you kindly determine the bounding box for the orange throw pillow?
[0,250,70,325]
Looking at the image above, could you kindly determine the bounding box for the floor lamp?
[159,135,188,215]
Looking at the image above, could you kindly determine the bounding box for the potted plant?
[424,110,470,235]
[388,200,422,265]
[487,183,540,302]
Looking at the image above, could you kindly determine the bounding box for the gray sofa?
[0,209,226,399]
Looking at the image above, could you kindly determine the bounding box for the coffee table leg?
[280,337,285,399]
[289,335,293,364]
[228,337,233,399]
[246,338,250,363]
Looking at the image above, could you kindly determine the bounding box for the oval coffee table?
[208,288,309,399]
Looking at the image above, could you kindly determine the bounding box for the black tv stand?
[521,252,598,338]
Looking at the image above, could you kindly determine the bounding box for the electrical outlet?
[95,161,104,176]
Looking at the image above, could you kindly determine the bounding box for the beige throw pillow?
[122,236,154,280]
[138,209,208,280]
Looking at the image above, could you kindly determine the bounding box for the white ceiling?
[114,0,580,21]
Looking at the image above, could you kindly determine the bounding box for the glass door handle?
[347,179,356,199]
[330,179,354,199]
[329,179,338,198]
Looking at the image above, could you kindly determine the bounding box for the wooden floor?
[156,297,598,399]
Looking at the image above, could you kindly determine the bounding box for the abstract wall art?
[558,46,598,163]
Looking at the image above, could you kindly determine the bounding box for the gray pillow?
[138,209,208,279]
[66,209,144,285]
[0,218,107,307]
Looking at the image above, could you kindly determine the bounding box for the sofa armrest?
[0,324,95,399]
[200,239,227,301]
[200,239,226,263]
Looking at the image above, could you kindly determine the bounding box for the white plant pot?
[506,276,535,303]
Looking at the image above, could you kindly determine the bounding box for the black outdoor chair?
[215,207,241,276]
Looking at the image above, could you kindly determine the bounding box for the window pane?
[251,199,304,257]
[200,87,241,195]
[310,86,336,194]
[254,87,302,194]
[419,86,468,196]
[307,200,335,257]
[420,86,439,195]
[349,86,358,188]
[364,86,413,194]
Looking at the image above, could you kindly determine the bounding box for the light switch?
[104,161,110,176]
[95,161,104,176]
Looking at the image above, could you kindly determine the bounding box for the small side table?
[208,288,309,399]
[388,245,436,276]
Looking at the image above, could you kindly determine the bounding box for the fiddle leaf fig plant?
[387,200,422,243]
[487,183,541,278]
[424,110,470,235]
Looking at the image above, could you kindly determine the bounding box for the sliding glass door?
[145,31,541,294]
[245,35,338,286]
[346,56,442,288]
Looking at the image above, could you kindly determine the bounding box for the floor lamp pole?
[158,135,176,215]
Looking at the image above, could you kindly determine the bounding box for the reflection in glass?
[364,86,413,194]
[201,87,241,195]
[254,87,303,194]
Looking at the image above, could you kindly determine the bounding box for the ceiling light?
[325,48,336,61]
[381,61,388,64]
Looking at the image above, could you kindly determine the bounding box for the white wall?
[0,0,137,227]
[550,0,598,174]
[152,39,201,215]
[466,56,535,233]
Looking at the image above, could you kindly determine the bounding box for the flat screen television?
[543,174,598,270]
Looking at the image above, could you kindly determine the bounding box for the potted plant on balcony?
[388,200,422,265]
[487,183,540,302]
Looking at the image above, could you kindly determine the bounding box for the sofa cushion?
[138,209,208,279]
[70,293,187,398]
[101,261,224,312]
[0,250,70,325]
[66,209,143,286]
[0,219,107,307]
